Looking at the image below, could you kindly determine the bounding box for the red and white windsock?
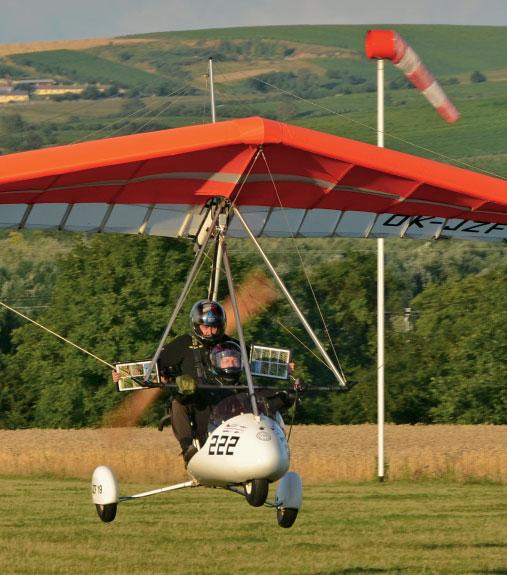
[365,30,459,123]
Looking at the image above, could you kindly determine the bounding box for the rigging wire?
[0,241,212,372]
[202,72,210,124]
[209,67,260,118]
[26,44,207,128]
[248,76,506,181]
[72,84,194,143]
[259,149,346,380]
[131,86,194,135]
[228,147,263,211]
[0,300,114,369]
[275,319,333,371]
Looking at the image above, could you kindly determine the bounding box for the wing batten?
[2,202,505,242]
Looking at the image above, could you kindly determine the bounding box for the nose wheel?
[244,479,269,507]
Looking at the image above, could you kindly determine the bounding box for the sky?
[1,0,506,44]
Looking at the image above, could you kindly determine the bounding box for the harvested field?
[0,424,505,484]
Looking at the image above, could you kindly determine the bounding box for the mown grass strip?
[0,476,505,575]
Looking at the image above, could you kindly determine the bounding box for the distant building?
[12,78,54,86]
[33,83,86,97]
[0,88,29,104]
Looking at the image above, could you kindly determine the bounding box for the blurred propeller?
[102,270,278,427]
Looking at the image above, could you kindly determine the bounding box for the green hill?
[0,24,505,176]
[136,24,507,74]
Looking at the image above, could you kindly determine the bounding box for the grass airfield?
[0,476,505,575]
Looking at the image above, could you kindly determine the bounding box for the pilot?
[158,300,242,466]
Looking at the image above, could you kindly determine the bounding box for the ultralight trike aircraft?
[91,195,352,529]
[0,111,505,529]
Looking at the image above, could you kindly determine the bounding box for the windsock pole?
[365,30,460,482]
[376,58,385,482]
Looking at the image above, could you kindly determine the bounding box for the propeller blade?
[102,270,277,427]
[222,270,278,334]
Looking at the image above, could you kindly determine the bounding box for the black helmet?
[209,341,242,384]
[190,300,226,344]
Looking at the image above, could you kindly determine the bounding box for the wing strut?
[232,205,348,389]
[143,199,227,384]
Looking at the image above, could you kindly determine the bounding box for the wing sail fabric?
[0,116,505,242]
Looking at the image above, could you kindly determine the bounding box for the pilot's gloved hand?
[273,390,294,409]
[293,377,305,393]
[175,375,197,395]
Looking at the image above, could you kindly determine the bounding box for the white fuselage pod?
[187,413,290,486]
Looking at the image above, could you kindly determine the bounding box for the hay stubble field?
[1,424,505,484]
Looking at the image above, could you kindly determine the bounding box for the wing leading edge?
[0,116,505,242]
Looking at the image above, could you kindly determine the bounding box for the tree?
[0,234,202,428]
[403,267,507,423]
[81,85,102,100]
[240,251,381,424]
[1,232,504,428]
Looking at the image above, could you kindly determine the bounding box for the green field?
[0,476,505,575]
[10,49,165,88]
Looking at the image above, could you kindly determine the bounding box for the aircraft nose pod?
[91,465,119,505]
[188,413,290,485]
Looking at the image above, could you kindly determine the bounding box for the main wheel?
[95,503,117,523]
[277,507,298,528]
[244,479,269,507]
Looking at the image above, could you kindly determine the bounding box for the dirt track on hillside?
[0,37,154,57]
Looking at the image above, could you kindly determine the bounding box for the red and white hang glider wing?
[0,116,505,242]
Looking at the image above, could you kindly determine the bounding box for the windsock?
[365,30,459,123]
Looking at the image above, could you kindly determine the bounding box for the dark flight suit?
[158,333,234,452]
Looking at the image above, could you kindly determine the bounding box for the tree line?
[0,231,505,428]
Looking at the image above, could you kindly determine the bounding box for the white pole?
[377,59,384,149]
[208,57,223,302]
[377,59,385,481]
[211,235,223,302]
[221,243,259,417]
[208,57,216,124]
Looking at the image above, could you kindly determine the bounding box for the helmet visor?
[191,300,226,343]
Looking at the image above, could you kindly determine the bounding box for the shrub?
[470,70,487,83]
